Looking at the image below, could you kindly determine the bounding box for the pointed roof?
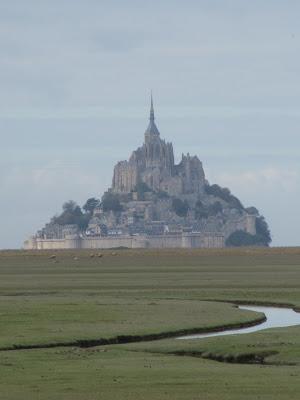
[145,92,160,136]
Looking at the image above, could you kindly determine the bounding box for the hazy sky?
[1,0,300,248]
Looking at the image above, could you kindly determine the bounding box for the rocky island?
[24,96,271,250]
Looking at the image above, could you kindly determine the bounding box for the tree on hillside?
[255,216,271,246]
[53,201,88,228]
[195,200,208,219]
[226,221,271,247]
[226,230,259,247]
[83,198,101,214]
[195,200,223,219]
[133,182,152,200]
[172,198,189,217]
[205,184,243,210]
[102,192,123,212]
[62,200,79,214]
[207,201,223,216]
[245,206,259,216]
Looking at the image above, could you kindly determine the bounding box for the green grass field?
[0,248,300,399]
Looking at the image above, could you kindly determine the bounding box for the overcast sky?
[1,0,300,248]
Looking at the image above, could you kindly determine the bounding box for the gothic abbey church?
[112,96,205,197]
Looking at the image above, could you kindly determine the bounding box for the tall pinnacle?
[145,91,160,137]
[150,91,154,122]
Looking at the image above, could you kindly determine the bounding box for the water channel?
[178,305,300,340]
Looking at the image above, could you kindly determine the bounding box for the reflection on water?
[178,305,300,340]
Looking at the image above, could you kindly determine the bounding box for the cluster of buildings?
[24,96,257,250]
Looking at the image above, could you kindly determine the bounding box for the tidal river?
[178,305,300,340]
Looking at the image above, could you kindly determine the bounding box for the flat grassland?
[0,248,300,399]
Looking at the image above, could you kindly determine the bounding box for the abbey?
[24,96,271,250]
[112,95,205,197]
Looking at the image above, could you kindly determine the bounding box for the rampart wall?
[24,233,224,250]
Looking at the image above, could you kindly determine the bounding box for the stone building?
[112,95,205,196]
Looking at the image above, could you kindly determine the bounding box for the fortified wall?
[24,232,224,250]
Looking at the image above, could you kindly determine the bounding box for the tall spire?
[145,91,160,137]
[150,91,154,122]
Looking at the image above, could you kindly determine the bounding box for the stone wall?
[112,161,138,193]
[223,214,257,239]
[24,232,225,250]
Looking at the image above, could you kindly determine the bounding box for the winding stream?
[178,305,300,340]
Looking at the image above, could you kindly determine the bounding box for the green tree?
[205,184,243,210]
[195,200,208,219]
[83,198,101,214]
[102,192,123,212]
[172,198,189,217]
[133,182,152,200]
[245,206,259,216]
[77,214,91,231]
[226,225,271,247]
[207,201,223,216]
[226,230,258,247]
[194,200,222,219]
[255,216,271,246]
[54,201,83,226]
[62,200,78,213]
